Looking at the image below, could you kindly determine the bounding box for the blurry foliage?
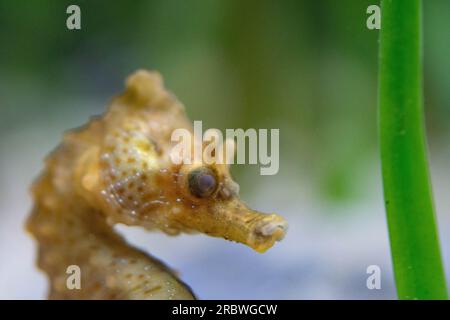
[0,0,448,205]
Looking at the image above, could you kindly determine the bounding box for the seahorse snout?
[204,200,288,253]
[248,214,288,253]
[254,216,287,239]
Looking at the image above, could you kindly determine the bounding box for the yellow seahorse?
[26,70,288,299]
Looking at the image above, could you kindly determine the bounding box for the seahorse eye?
[188,167,218,198]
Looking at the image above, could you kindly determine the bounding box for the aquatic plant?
[378,0,447,299]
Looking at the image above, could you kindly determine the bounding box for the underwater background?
[0,0,449,299]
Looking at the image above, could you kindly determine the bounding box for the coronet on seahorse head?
[78,70,287,253]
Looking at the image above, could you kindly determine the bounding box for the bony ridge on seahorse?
[26,70,288,299]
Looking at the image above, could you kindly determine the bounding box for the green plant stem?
[379,0,447,299]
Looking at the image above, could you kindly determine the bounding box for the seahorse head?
[85,70,287,253]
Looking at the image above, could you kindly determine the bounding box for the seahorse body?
[26,70,287,299]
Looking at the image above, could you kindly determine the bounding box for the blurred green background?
[0,0,449,299]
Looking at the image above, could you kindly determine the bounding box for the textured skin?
[26,70,287,299]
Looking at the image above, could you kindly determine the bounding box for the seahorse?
[26,70,288,299]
